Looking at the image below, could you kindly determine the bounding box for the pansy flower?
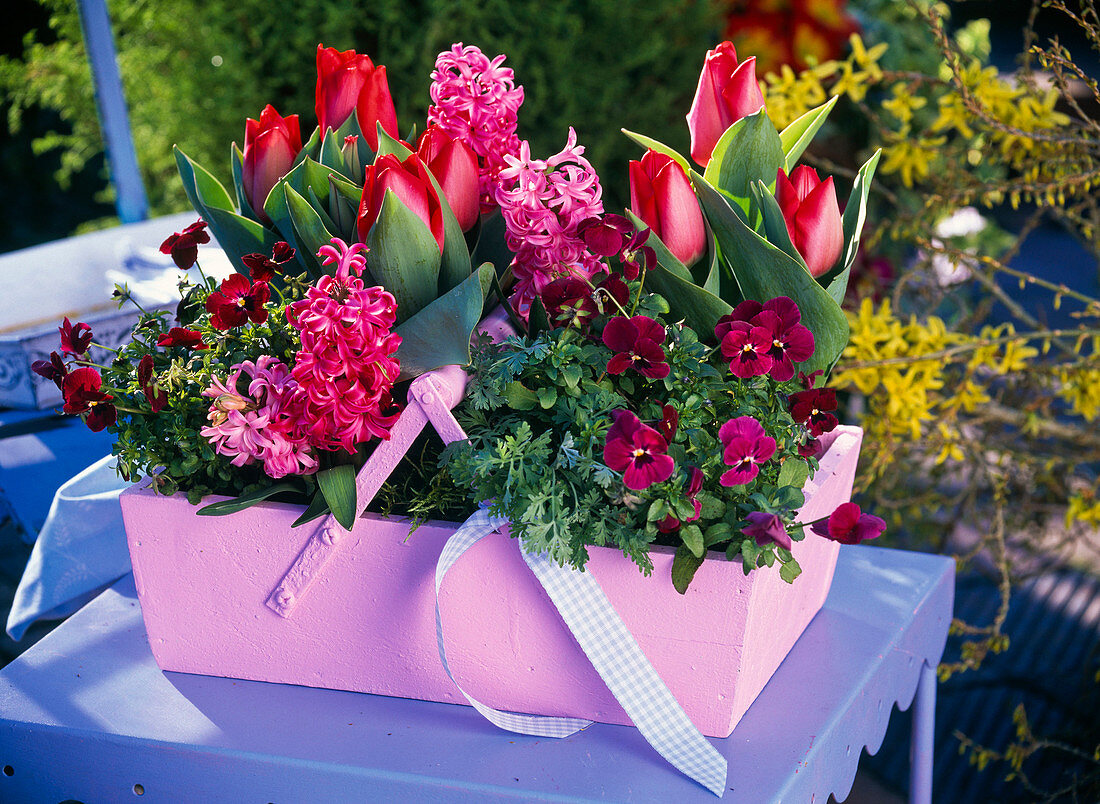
[540,276,597,329]
[810,502,886,544]
[31,351,67,391]
[657,466,706,532]
[137,355,168,413]
[602,315,670,379]
[157,327,208,350]
[718,415,776,486]
[603,409,675,491]
[61,367,116,432]
[718,320,773,378]
[788,386,839,437]
[159,219,210,270]
[59,317,93,356]
[717,297,813,381]
[206,274,271,330]
[241,241,296,282]
[595,273,629,315]
[658,404,679,443]
[741,511,792,550]
[621,228,656,281]
[578,214,632,257]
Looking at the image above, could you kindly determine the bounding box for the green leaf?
[750,180,806,269]
[421,162,474,294]
[779,96,839,172]
[505,381,539,410]
[620,129,691,174]
[196,483,299,516]
[696,492,723,519]
[263,178,320,277]
[682,524,705,558]
[393,262,494,380]
[774,485,805,509]
[701,109,785,216]
[230,142,257,221]
[365,188,442,321]
[638,257,733,339]
[375,124,413,160]
[318,465,357,531]
[691,170,849,374]
[202,207,280,276]
[292,490,330,527]
[780,558,802,583]
[704,521,732,547]
[319,127,353,180]
[308,186,341,236]
[840,149,882,272]
[537,386,558,410]
[292,126,322,169]
[777,457,810,490]
[671,544,705,595]
[624,210,691,281]
[174,146,236,214]
[527,294,551,337]
[285,185,336,267]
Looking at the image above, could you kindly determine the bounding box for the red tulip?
[416,126,480,232]
[629,150,706,268]
[775,166,844,277]
[357,153,445,253]
[243,106,302,222]
[686,41,766,168]
[315,45,398,151]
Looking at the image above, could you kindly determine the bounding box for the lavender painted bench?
[0,545,953,802]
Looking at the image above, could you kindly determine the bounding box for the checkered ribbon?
[435,508,728,796]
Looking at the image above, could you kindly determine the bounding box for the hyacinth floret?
[199,356,317,479]
[287,238,402,454]
[428,43,524,212]
[495,128,606,317]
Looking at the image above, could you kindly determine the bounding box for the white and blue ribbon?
[434,508,728,796]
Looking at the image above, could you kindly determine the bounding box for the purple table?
[0,545,953,802]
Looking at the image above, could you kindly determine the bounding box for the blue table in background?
[0,545,953,803]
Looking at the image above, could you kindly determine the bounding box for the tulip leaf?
[263,180,321,277]
[671,544,705,595]
[285,185,337,265]
[394,262,494,379]
[422,165,474,294]
[334,113,374,176]
[779,96,839,172]
[291,489,331,528]
[472,210,514,279]
[375,124,413,160]
[643,255,734,338]
[700,219,722,297]
[624,211,692,281]
[327,183,358,242]
[307,186,341,237]
[174,146,236,214]
[366,188,442,321]
[201,207,281,276]
[702,109,785,217]
[319,128,353,181]
[230,142,259,222]
[292,127,322,169]
[196,483,299,516]
[620,129,691,174]
[841,149,881,271]
[317,464,357,531]
[750,180,806,269]
[692,170,848,374]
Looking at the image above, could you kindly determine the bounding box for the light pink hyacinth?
[200,356,317,479]
[494,128,606,318]
[428,43,524,213]
[287,238,402,454]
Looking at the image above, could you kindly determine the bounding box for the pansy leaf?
[671,544,705,594]
[703,109,785,218]
[779,96,839,172]
[366,188,442,320]
[202,207,281,277]
[230,142,258,222]
[692,169,848,374]
[682,524,705,558]
[393,262,494,379]
[777,457,810,490]
[750,180,806,269]
[620,129,691,174]
[196,483,299,516]
[174,146,236,214]
[317,464,357,531]
[779,558,802,584]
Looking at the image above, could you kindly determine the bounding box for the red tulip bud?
[628,151,706,268]
[357,153,445,253]
[242,106,301,222]
[775,166,844,278]
[686,41,766,168]
[416,126,480,232]
[315,45,398,151]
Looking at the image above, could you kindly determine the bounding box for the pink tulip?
[416,126,480,232]
[775,166,844,277]
[357,153,445,253]
[686,41,766,168]
[628,150,706,268]
[315,45,398,151]
[243,105,302,223]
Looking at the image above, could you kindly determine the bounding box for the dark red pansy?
[788,386,839,437]
[659,404,679,443]
[602,315,670,379]
[159,220,210,270]
[810,502,886,544]
[32,351,68,391]
[137,354,168,413]
[603,409,675,491]
[61,367,116,432]
[798,369,824,390]
[718,415,776,486]
[59,317,93,356]
[657,514,681,533]
[578,214,633,258]
[540,276,597,329]
[157,327,209,350]
[741,511,792,550]
[715,300,764,341]
[798,437,822,458]
[753,298,815,382]
[621,228,656,281]
[595,273,630,314]
[718,321,774,378]
[242,241,297,282]
[205,274,270,330]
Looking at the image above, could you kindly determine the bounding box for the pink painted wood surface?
[120,425,862,738]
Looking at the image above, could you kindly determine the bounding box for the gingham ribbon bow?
[435,508,728,796]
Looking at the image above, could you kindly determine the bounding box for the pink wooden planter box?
[121,379,862,739]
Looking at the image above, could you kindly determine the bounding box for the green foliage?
[2,0,722,223]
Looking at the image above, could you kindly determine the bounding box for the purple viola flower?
[788,386,839,437]
[603,315,670,379]
[718,321,774,378]
[741,511,792,550]
[810,502,886,545]
[753,297,815,382]
[603,409,675,491]
[718,415,776,486]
